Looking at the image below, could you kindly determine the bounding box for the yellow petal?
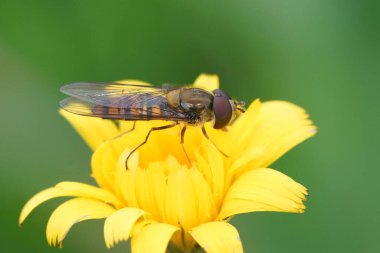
[55,181,122,207]
[135,166,167,222]
[204,143,225,208]
[193,73,219,92]
[193,149,213,189]
[190,167,217,224]
[131,222,179,253]
[163,166,217,250]
[19,181,120,225]
[104,207,147,249]
[60,109,119,151]
[116,79,152,85]
[91,140,118,192]
[114,148,139,207]
[90,120,165,193]
[165,167,197,231]
[229,99,262,148]
[252,101,316,168]
[219,168,307,220]
[46,198,115,247]
[165,167,210,231]
[228,100,316,180]
[189,221,243,253]
[91,127,147,193]
[228,146,265,176]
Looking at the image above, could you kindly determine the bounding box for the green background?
[1,0,379,252]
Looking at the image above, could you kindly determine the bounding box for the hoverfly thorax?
[167,88,214,125]
[179,88,213,110]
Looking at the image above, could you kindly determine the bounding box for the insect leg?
[125,122,178,170]
[180,125,191,164]
[111,121,136,141]
[201,125,229,157]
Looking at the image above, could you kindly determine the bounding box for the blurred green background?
[1,0,379,252]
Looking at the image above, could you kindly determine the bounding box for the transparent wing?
[60,82,175,108]
[60,97,187,121]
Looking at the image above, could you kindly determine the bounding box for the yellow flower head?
[19,74,316,253]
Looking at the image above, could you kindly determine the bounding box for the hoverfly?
[60,82,245,168]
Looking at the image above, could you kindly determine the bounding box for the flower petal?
[19,181,120,225]
[189,221,243,253]
[203,143,225,208]
[165,166,216,232]
[116,79,152,85]
[55,181,122,206]
[91,121,166,191]
[131,222,179,253]
[193,73,219,92]
[252,101,316,168]
[190,166,217,224]
[229,99,262,149]
[104,207,147,249]
[219,168,307,220]
[165,167,198,231]
[46,198,115,247]
[135,165,167,222]
[114,148,139,207]
[60,109,119,151]
[91,140,118,192]
[228,100,316,180]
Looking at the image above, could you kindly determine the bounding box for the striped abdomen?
[92,92,184,121]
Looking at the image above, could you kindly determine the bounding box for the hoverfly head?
[212,89,246,129]
[212,89,233,129]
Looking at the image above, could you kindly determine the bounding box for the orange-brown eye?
[212,89,232,129]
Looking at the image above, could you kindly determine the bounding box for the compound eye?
[212,90,232,129]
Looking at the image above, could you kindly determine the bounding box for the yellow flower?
[19,74,316,253]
